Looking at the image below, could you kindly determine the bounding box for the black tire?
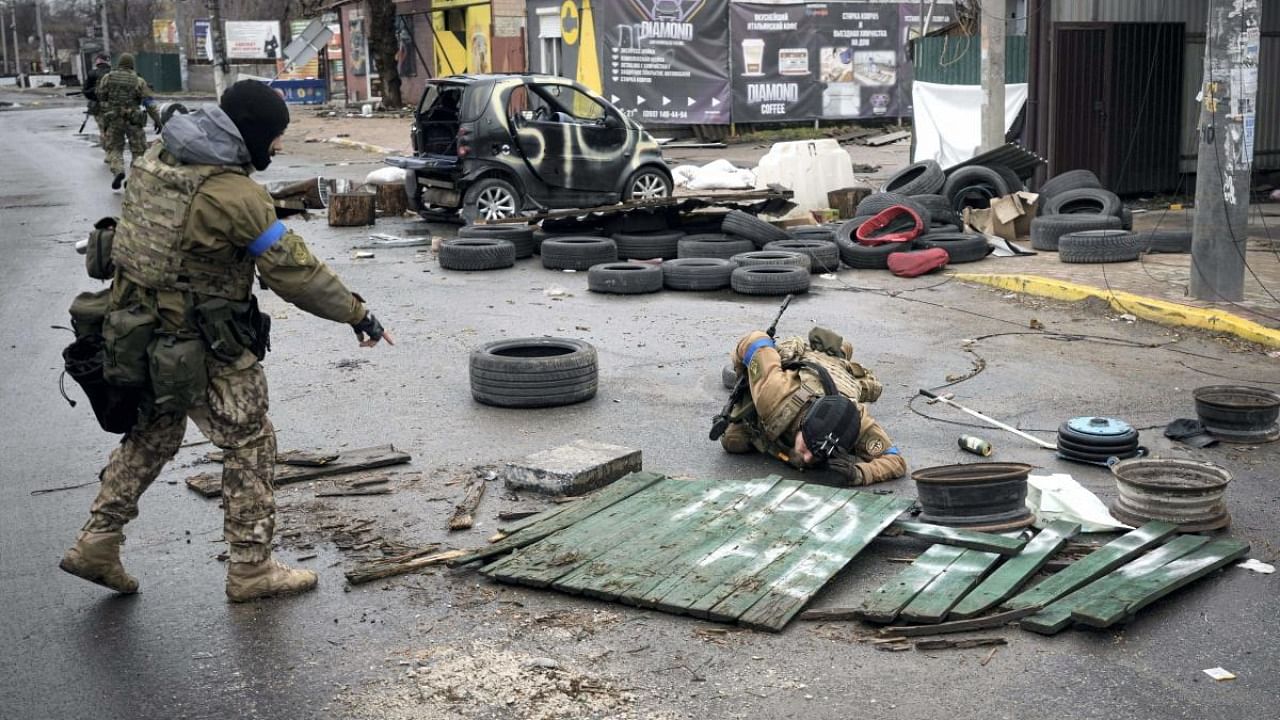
[542,216,604,234]
[942,166,1011,210]
[1119,206,1133,231]
[835,218,916,269]
[915,231,991,264]
[612,230,684,260]
[1135,229,1192,253]
[731,265,811,296]
[732,250,811,272]
[1058,446,1142,464]
[1044,188,1122,217]
[787,225,838,242]
[722,210,789,248]
[722,364,739,389]
[678,213,726,234]
[1058,230,1143,264]
[662,258,736,291]
[1056,435,1139,455]
[623,167,674,201]
[603,209,672,236]
[1029,214,1122,251]
[1038,169,1103,202]
[678,233,756,260]
[458,224,536,259]
[988,164,1025,193]
[855,192,932,228]
[881,160,945,196]
[461,177,522,223]
[438,238,516,271]
[930,223,962,234]
[587,262,663,294]
[1056,419,1141,448]
[764,239,841,273]
[913,194,960,227]
[541,236,618,270]
[469,337,598,409]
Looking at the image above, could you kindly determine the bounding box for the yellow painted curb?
[952,273,1280,349]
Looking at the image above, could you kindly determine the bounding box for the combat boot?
[226,557,317,603]
[59,530,139,594]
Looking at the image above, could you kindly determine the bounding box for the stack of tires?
[1030,169,1188,263]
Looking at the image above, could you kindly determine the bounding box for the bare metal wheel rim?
[911,462,1034,529]
[478,186,518,220]
[631,174,669,200]
[1110,458,1232,531]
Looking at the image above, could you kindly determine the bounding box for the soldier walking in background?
[98,53,163,189]
[83,53,113,157]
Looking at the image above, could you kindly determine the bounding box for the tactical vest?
[112,144,254,301]
[99,70,142,121]
[776,337,883,404]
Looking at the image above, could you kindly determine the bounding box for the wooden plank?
[549,477,805,601]
[1071,539,1250,629]
[863,130,912,147]
[447,471,667,567]
[857,544,967,623]
[185,444,411,498]
[1020,534,1212,635]
[1002,521,1178,612]
[891,521,1027,556]
[949,520,1081,619]
[343,548,469,585]
[448,477,487,531]
[720,495,916,630]
[915,637,1006,651]
[484,477,741,586]
[634,484,852,613]
[879,607,1040,637]
[897,549,1002,624]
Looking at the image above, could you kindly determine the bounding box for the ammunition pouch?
[63,334,144,434]
[86,217,118,280]
[192,295,271,363]
[148,332,208,414]
[69,289,112,339]
[102,305,158,387]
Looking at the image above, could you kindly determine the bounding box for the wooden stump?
[375,183,408,216]
[828,185,873,219]
[328,192,376,226]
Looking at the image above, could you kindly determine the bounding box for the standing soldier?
[59,80,394,602]
[83,53,113,157]
[98,53,163,189]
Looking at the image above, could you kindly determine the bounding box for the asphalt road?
[1,91,1278,720]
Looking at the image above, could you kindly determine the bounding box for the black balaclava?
[219,80,290,171]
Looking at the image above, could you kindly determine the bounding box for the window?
[532,83,608,123]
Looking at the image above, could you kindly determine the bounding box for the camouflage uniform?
[98,54,162,176]
[721,329,908,486]
[84,58,113,154]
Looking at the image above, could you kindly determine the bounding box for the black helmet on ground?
[801,395,861,459]
[220,79,290,171]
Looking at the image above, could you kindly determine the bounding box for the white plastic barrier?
[753,139,857,213]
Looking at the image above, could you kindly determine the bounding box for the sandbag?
[887,247,949,277]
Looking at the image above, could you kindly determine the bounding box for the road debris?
[1203,667,1237,681]
[186,445,411,498]
[1237,558,1275,574]
[345,548,468,585]
[449,473,489,531]
[501,440,642,496]
[916,637,1007,651]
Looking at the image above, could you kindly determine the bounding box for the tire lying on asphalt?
[787,225,838,242]
[612,230,684,260]
[662,258,737,290]
[881,159,946,196]
[677,233,757,260]
[764,239,841,273]
[731,250,812,272]
[1058,229,1143,264]
[835,217,915,269]
[1135,229,1193,253]
[1038,169,1103,203]
[1119,206,1133,231]
[942,166,1011,211]
[855,192,933,228]
[587,262,664,294]
[541,236,619,270]
[469,337,598,408]
[721,209,790,248]
[439,238,516,271]
[914,232,991,264]
[458,224,536,258]
[731,265,811,295]
[1029,214,1122,251]
[1044,187,1123,217]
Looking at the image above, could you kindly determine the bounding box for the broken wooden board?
[891,521,1027,556]
[880,607,1040,638]
[1070,538,1249,629]
[949,520,1081,619]
[858,544,967,623]
[1001,521,1178,612]
[916,637,1006,651]
[449,477,487,531]
[477,475,910,631]
[1020,534,1211,635]
[862,130,912,147]
[184,445,411,498]
[897,548,1002,624]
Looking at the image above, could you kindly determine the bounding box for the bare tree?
[366,0,401,108]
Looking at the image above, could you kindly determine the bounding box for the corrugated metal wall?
[913,35,1029,84]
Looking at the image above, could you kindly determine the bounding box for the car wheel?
[469,338,598,409]
[624,168,673,201]
[462,178,521,223]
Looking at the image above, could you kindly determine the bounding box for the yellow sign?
[561,1,580,46]
[152,19,178,45]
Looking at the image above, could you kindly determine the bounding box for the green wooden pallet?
[949,520,1080,620]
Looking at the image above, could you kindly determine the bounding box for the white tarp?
[1025,473,1132,533]
[672,159,756,191]
[912,81,1028,169]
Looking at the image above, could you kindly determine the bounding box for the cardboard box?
[962,191,1040,242]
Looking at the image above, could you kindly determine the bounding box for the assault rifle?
[708,294,793,441]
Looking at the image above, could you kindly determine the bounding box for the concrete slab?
[501,440,642,496]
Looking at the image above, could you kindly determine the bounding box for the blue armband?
[742,337,776,367]
[248,221,287,257]
[884,446,901,456]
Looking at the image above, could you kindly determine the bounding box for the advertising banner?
[225,20,283,59]
[152,19,178,45]
[194,19,210,59]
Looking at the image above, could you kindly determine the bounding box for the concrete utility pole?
[100,0,109,56]
[174,0,189,91]
[205,0,225,98]
[1191,0,1262,302]
[11,3,20,74]
[1,3,8,76]
[34,0,45,72]
[980,0,1006,152]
